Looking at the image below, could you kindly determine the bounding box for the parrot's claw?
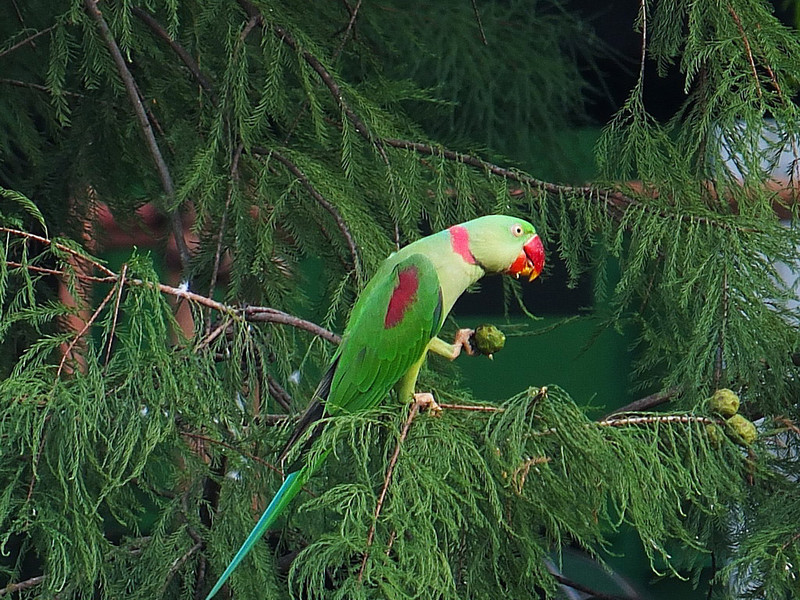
[453,328,475,357]
[414,392,442,417]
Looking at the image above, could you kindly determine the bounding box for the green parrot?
[204,215,545,599]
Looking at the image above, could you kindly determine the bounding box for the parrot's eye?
[511,224,524,237]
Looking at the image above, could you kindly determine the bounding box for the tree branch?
[0,575,46,596]
[258,147,361,279]
[0,24,56,60]
[3,227,341,344]
[381,138,760,232]
[551,573,633,600]
[359,399,421,581]
[131,7,217,104]
[235,0,389,163]
[604,387,680,417]
[727,4,762,99]
[244,306,341,344]
[83,0,191,272]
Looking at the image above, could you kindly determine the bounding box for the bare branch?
[437,402,503,412]
[598,414,719,428]
[267,374,294,412]
[5,227,341,346]
[381,138,761,232]
[332,0,363,60]
[1,226,115,276]
[244,306,341,344]
[0,77,85,97]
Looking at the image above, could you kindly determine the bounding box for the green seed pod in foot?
[472,324,506,358]
[726,414,757,446]
[708,388,740,418]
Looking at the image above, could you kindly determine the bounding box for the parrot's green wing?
[326,251,443,414]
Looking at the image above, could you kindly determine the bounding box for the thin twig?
[131,7,217,103]
[470,0,488,46]
[0,77,85,97]
[638,0,647,90]
[104,263,127,366]
[206,141,244,334]
[0,24,56,60]
[57,281,118,378]
[0,575,46,596]
[358,400,421,581]
[267,374,294,412]
[437,402,503,412]
[552,574,633,600]
[83,0,191,272]
[259,148,361,279]
[727,4,762,99]
[196,317,231,352]
[165,541,203,583]
[240,14,262,43]
[4,234,341,344]
[604,387,679,417]
[1,226,115,276]
[332,0,363,60]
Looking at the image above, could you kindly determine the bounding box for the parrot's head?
[458,215,545,282]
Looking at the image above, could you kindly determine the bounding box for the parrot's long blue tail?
[204,468,305,600]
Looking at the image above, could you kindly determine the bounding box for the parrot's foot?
[414,392,442,417]
[452,328,475,359]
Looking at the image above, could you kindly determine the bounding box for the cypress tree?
[1,1,799,598]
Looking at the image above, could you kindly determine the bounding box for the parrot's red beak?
[508,234,545,282]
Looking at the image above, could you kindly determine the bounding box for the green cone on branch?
[708,388,740,418]
[726,414,758,446]
[472,324,506,358]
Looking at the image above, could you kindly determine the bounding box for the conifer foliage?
[2,1,800,598]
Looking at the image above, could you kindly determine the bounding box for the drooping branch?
[727,4,762,99]
[258,147,361,279]
[3,227,341,345]
[131,7,217,104]
[235,0,389,163]
[83,0,191,272]
[0,24,56,60]
[381,138,764,232]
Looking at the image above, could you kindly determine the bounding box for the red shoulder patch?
[449,225,477,265]
[384,265,420,328]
